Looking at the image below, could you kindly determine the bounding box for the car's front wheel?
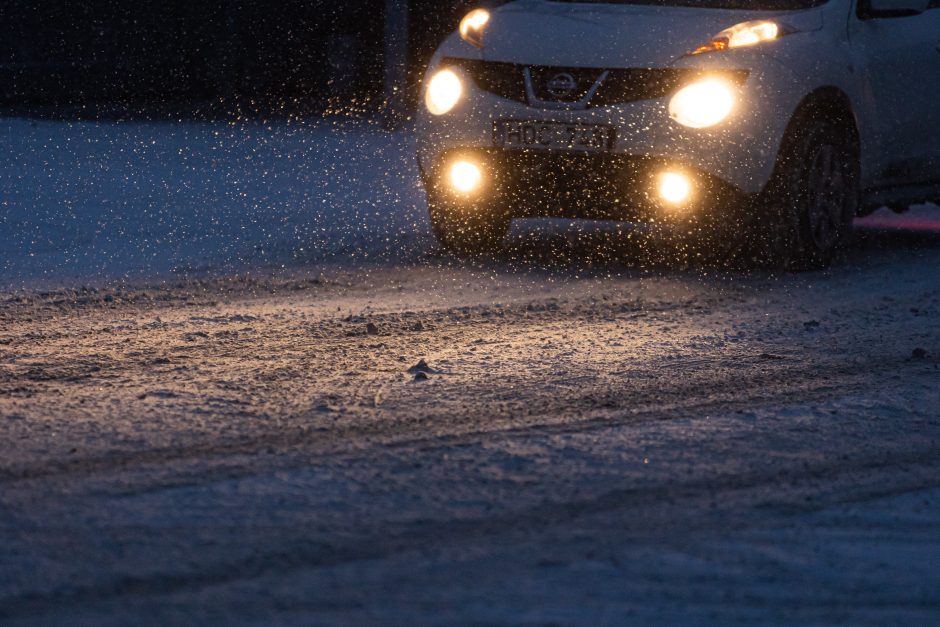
[744,116,860,270]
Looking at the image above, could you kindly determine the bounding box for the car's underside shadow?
[423,213,940,276]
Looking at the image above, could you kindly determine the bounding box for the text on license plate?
[493,120,615,153]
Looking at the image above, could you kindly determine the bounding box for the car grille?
[445,58,529,105]
[441,57,747,109]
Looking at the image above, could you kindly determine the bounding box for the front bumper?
[420,147,747,223]
[417,59,793,208]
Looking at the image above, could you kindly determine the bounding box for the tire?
[427,192,510,257]
[740,116,860,270]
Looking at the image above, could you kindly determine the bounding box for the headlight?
[669,79,736,129]
[459,9,490,48]
[425,69,462,116]
[690,20,792,56]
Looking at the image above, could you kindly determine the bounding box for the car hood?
[481,1,822,68]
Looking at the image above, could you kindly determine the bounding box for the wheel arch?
[781,87,861,162]
[769,86,863,211]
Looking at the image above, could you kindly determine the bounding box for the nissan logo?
[546,72,577,98]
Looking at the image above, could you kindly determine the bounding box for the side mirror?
[867,0,930,16]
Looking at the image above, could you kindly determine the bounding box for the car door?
[851,0,940,188]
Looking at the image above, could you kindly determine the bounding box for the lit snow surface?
[2,116,940,625]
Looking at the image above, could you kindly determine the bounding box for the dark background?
[0,0,493,116]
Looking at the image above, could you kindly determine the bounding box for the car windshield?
[552,0,827,9]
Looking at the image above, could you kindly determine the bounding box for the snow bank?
[0,117,430,288]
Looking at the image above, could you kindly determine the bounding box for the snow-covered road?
[3,230,940,624]
[1,117,940,624]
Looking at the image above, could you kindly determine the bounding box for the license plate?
[493,120,615,153]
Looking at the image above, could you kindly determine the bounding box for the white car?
[416,0,940,268]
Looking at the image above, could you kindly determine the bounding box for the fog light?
[658,172,692,205]
[449,160,483,194]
